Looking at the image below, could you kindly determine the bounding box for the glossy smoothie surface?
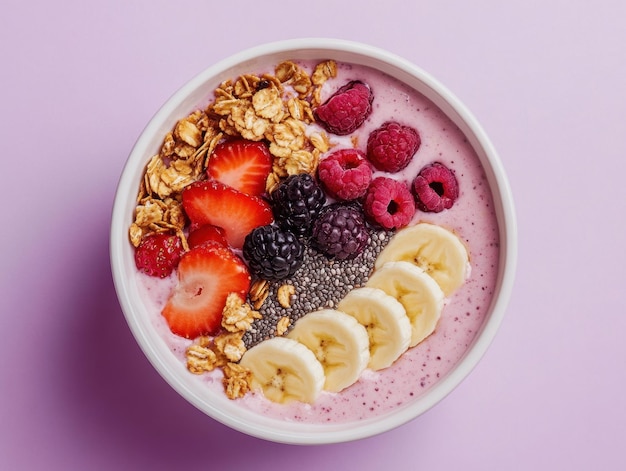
[136,60,500,423]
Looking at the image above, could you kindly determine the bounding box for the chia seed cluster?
[242,228,391,348]
[239,167,398,349]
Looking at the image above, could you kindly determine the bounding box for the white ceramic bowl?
[110,38,517,445]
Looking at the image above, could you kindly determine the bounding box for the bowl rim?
[110,37,517,445]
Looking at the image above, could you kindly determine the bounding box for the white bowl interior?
[110,38,517,445]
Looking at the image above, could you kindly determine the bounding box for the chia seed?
[243,228,392,348]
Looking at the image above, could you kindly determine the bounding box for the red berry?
[363,177,415,230]
[366,121,421,173]
[207,138,272,196]
[317,149,372,201]
[187,224,228,249]
[134,233,184,278]
[314,80,373,135]
[182,180,274,249]
[162,242,251,338]
[413,162,459,213]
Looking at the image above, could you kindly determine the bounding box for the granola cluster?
[185,293,260,398]
[131,60,338,398]
[129,113,223,248]
[129,60,336,250]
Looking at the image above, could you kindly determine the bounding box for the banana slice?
[338,287,412,370]
[239,337,325,404]
[375,222,470,296]
[367,261,444,347]
[287,309,370,392]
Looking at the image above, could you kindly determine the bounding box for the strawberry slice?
[207,138,272,196]
[187,224,228,249]
[162,242,251,338]
[182,180,274,249]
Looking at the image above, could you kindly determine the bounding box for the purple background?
[2,1,625,469]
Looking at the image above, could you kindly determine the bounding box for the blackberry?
[242,224,304,281]
[271,173,326,238]
[311,203,370,260]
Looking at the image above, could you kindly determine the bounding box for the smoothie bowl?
[110,38,516,444]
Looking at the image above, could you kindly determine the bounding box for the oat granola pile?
[129,60,336,252]
[129,60,338,398]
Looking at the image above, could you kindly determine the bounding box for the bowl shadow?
[57,212,289,467]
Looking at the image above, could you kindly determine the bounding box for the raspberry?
[311,203,370,260]
[243,225,304,281]
[363,177,416,230]
[314,80,373,135]
[413,162,459,212]
[134,233,184,278]
[271,173,326,237]
[366,121,421,173]
[317,149,373,201]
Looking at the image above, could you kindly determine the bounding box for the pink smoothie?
[136,60,499,423]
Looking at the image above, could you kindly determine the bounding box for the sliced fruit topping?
[367,261,444,347]
[338,287,411,371]
[271,173,326,238]
[187,224,228,249]
[206,138,272,196]
[311,203,369,260]
[134,233,184,278]
[374,222,470,296]
[239,337,325,404]
[366,121,421,173]
[412,162,459,212]
[317,148,372,201]
[182,180,274,249]
[314,80,374,135]
[363,176,416,230]
[243,224,304,281]
[162,242,251,339]
[287,309,370,393]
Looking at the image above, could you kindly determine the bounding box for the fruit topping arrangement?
[129,59,468,404]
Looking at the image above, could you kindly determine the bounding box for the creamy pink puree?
[136,60,499,423]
